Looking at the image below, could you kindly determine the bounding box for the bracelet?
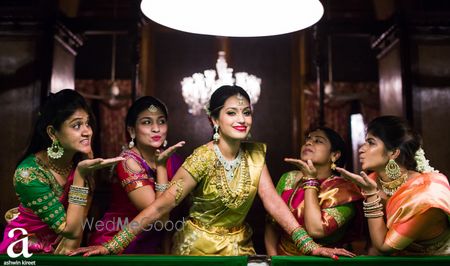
[362,195,381,207]
[102,227,136,254]
[364,211,384,218]
[362,189,379,197]
[363,204,383,212]
[302,176,318,181]
[155,182,170,192]
[168,179,184,205]
[290,226,321,255]
[303,180,320,187]
[70,185,89,193]
[68,185,89,206]
[303,185,319,192]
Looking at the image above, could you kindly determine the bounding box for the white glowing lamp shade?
[140,0,324,37]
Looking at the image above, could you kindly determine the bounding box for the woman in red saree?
[338,116,450,255]
[87,96,184,254]
[265,127,363,255]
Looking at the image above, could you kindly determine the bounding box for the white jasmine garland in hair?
[415,147,438,173]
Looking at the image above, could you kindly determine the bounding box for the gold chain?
[379,173,408,196]
[214,150,251,209]
[48,158,73,177]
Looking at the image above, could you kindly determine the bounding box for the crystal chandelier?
[181,51,261,115]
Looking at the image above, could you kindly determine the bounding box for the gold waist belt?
[189,218,246,235]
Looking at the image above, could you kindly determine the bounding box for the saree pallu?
[88,150,183,254]
[276,172,363,255]
[172,142,266,255]
[385,172,450,255]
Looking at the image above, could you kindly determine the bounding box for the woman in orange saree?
[337,116,450,255]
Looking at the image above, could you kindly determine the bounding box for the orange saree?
[385,172,450,255]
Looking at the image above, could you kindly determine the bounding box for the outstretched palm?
[284,158,317,179]
[336,167,377,192]
[77,156,125,177]
[156,141,185,166]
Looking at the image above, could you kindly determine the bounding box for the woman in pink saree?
[0,89,123,254]
[337,116,450,255]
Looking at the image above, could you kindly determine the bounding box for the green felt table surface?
[271,256,450,266]
[1,255,449,266]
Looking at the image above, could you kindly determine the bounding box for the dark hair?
[125,96,168,134]
[367,116,422,171]
[306,126,347,170]
[19,89,96,165]
[208,85,251,119]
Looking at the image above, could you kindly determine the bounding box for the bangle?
[303,185,319,191]
[364,211,384,218]
[102,227,136,254]
[155,182,170,192]
[68,185,89,206]
[362,195,381,207]
[168,179,184,205]
[362,189,379,197]
[290,226,321,255]
[303,180,320,187]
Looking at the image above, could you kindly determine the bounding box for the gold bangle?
[168,179,184,205]
[362,189,379,197]
[303,185,319,191]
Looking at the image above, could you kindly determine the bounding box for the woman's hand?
[68,245,109,257]
[336,167,377,192]
[54,237,81,255]
[76,156,125,178]
[311,246,356,260]
[284,158,317,179]
[156,141,185,166]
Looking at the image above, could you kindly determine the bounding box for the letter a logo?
[6,228,33,258]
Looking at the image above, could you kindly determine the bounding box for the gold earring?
[385,159,401,180]
[47,140,64,159]
[330,158,336,171]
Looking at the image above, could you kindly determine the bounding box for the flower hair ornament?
[415,147,439,173]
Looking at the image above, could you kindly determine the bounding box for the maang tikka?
[236,93,244,106]
[148,105,158,113]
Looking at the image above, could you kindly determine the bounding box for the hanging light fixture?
[140,0,324,37]
[181,51,261,115]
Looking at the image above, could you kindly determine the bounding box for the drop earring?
[213,125,220,142]
[128,137,135,149]
[163,140,168,148]
[385,159,401,180]
[47,139,64,159]
[331,158,337,171]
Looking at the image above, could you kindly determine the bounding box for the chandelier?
[181,51,261,115]
[140,0,324,37]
